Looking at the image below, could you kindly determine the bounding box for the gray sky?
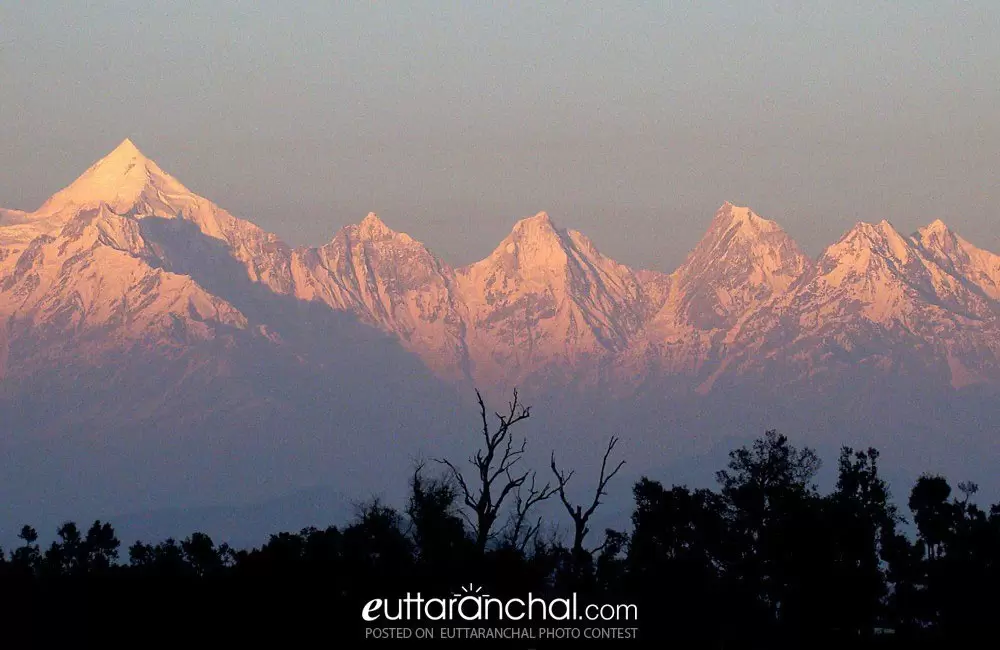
[1,1,998,272]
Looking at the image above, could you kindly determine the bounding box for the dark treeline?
[2,391,999,646]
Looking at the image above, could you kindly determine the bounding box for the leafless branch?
[583,436,626,522]
[434,388,537,553]
[550,436,626,556]
[504,470,556,552]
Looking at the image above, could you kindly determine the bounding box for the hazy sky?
[2,1,998,271]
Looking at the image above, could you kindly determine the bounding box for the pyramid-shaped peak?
[916,219,960,253]
[829,219,914,263]
[110,137,143,158]
[361,211,384,227]
[680,203,805,266]
[354,212,398,241]
[712,202,777,230]
[846,219,903,239]
[688,204,799,260]
[461,210,575,280]
[510,211,560,235]
[89,138,153,176]
[667,202,809,328]
[33,138,190,217]
[501,212,567,258]
[511,211,555,228]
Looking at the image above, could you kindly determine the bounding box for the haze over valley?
[1,140,998,546]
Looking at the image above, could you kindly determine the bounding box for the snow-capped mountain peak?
[34,138,191,219]
[829,219,912,265]
[469,211,570,282]
[354,212,400,241]
[808,221,922,311]
[913,219,1000,301]
[659,203,809,330]
[915,219,960,259]
[692,202,807,272]
[105,136,143,161]
[921,218,950,237]
[716,200,763,227]
[706,202,796,243]
[451,210,652,384]
[506,211,561,246]
[516,210,555,228]
[7,139,1000,395]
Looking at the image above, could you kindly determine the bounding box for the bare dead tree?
[503,471,556,553]
[436,389,548,554]
[550,435,626,556]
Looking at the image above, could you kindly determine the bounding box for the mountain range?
[2,139,999,543]
[6,139,1000,395]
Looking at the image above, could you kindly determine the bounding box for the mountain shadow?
[0,217,469,541]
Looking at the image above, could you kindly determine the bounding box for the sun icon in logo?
[454,584,488,598]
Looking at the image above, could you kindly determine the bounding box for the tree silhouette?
[626,479,730,641]
[6,419,1000,645]
[551,435,625,558]
[46,521,84,575]
[829,447,900,637]
[407,463,472,587]
[909,474,954,560]
[181,532,228,577]
[129,537,188,576]
[84,520,120,571]
[715,430,822,635]
[502,471,556,553]
[436,389,551,553]
[10,525,41,575]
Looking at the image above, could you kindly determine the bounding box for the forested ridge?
[3,393,997,647]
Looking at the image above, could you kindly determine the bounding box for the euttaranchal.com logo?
[362,584,640,641]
